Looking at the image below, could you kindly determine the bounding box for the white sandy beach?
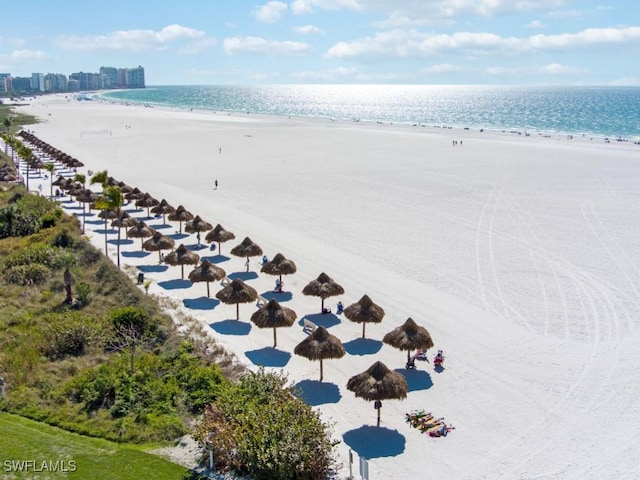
[12,94,640,480]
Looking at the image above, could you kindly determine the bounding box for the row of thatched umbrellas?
[18,135,434,428]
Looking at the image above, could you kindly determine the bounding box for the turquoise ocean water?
[96,85,640,139]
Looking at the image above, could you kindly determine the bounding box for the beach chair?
[303,319,317,333]
[220,276,231,286]
[256,295,268,307]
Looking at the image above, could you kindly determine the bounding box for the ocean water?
[96,85,640,139]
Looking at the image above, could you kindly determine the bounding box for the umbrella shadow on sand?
[95,228,118,235]
[343,426,406,458]
[149,223,172,230]
[302,313,340,329]
[394,368,433,392]
[108,238,133,245]
[294,380,341,405]
[122,250,150,258]
[158,279,192,290]
[244,347,291,367]
[229,271,258,281]
[261,291,293,303]
[168,232,190,240]
[343,338,383,356]
[209,319,251,336]
[201,254,230,264]
[137,264,168,273]
[183,297,220,310]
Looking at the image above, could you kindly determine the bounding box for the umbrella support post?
[377,405,381,427]
[320,359,324,382]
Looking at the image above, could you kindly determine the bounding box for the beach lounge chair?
[256,295,268,307]
[220,276,231,286]
[303,319,317,333]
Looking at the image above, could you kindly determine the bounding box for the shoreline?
[92,86,640,142]
[12,95,640,479]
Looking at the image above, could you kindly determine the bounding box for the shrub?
[53,228,74,248]
[42,312,97,360]
[3,244,66,269]
[75,282,92,307]
[5,263,50,285]
[194,369,336,480]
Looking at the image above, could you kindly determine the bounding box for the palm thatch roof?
[135,193,159,217]
[346,361,408,426]
[185,215,213,234]
[126,221,156,249]
[343,294,385,338]
[204,223,236,254]
[230,236,263,260]
[382,317,434,364]
[188,259,226,297]
[142,231,176,263]
[150,199,175,224]
[302,272,345,312]
[215,278,258,320]
[167,205,194,233]
[294,326,345,381]
[164,243,200,279]
[250,298,297,347]
[260,253,297,282]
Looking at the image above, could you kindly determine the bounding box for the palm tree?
[90,169,109,192]
[95,186,125,268]
[43,163,55,198]
[73,173,87,233]
[18,145,32,190]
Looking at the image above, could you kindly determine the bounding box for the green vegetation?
[194,369,336,480]
[0,114,338,479]
[0,104,37,134]
[0,412,204,480]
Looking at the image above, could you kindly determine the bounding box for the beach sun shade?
[230,237,263,262]
[346,361,408,427]
[302,272,345,312]
[343,294,386,339]
[150,199,175,225]
[215,278,258,320]
[188,259,226,298]
[167,205,194,234]
[142,231,175,264]
[260,253,297,285]
[135,192,160,218]
[382,317,434,366]
[204,223,236,255]
[126,221,156,249]
[294,326,345,382]
[164,243,200,280]
[185,215,214,246]
[250,298,297,348]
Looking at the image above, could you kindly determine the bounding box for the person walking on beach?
[214,179,218,190]
[245,258,250,272]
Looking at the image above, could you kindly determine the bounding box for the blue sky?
[1,0,639,85]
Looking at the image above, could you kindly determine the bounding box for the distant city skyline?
[0,0,638,86]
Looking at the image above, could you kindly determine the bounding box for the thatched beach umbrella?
[294,326,345,382]
[167,205,194,234]
[188,259,226,297]
[250,298,297,348]
[215,278,258,320]
[150,199,175,225]
[261,253,297,286]
[204,223,236,255]
[347,361,408,427]
[142,231,176,263]
[135,192,159,218]
[185,215,213,246]
[124,186,143,204]
[382,317,434,365]
[75,188,98,234]
[142,231,176,262]
[127,221,155,249]
[230,237,263,270]
[302,272,345,313]
[111,212,138,233]
[164,243,200,280]
[344,294,385,339]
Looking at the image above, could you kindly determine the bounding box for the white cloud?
[178,37,217,55]
[484,63,587,76]
[293,25,325,34]
[421,63,468,74]
[291,0,359,14]
[253,1,288,23]
[224,36,312,56]
[525,20,545,29]
[293,66,360,80]
[0,36,26,47]
[325,26,640,59]
[55,24,212,53]
[7,49,48,61]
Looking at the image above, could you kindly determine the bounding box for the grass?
[0,412,205,480]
